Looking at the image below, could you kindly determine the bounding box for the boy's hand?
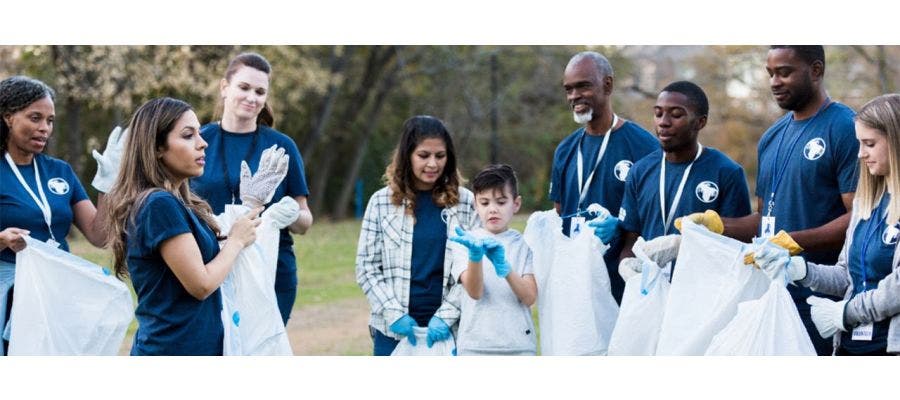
[482,237,510,278]
[449,226,484,262]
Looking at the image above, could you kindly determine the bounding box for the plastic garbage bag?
[523,209,618,355]
[9,236,133,355]
[391,327,456,356]
[608,245,671,356]
[656,220,769,355]
[705,272,816,356]
[217,204,292,356]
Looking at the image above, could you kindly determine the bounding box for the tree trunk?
[332,59,401,219]
[302,45,351,160]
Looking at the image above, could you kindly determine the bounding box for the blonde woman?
[756,94,900,355]
[105,97,286,355]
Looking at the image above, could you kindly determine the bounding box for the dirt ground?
[118,296,373,356]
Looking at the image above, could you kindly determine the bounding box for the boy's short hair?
[472,164,518,197]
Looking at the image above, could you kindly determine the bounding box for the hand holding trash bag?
[674,209,724,234]
[807,296,848,339]
[617,257,643,280]
[426,316,452,348]
[587,214,620,244]
[228,207,264,248]
[635,234,681,267]
[449,226,484,262]
[748,241,807,282]
[390,314,419,346]
[239,144,290,208]
[482,237,510,278]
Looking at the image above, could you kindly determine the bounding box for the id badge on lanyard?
[4,152,59,248]
[571,114,617,238]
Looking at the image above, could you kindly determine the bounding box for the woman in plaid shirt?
[355,115,478,356]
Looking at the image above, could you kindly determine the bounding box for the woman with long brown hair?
[105,97,287,355]
[355,115,478,355]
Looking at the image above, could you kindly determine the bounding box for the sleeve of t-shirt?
[832,116,860,194]
[718,166,752,218]
[136,193,192,255]
[619,167,641,233]
[65,163,89,205]
[548,144,563,203]
[520,244,534,276]
[449,242,469,283]
[281,137,310,197]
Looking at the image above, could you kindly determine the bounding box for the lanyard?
[765,98,832,216]
[659,144,703,235]
[4,152,56,242]
[218,127,259,204]
[859,195,890,292]
[576,114,618,209]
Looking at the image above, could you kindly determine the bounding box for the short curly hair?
[1,75,56,153]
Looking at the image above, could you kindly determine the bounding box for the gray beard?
[573,109,593,125]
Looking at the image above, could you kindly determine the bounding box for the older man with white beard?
[548,51,657,304]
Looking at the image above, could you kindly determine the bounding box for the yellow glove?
[674,210,724,235]
[743,230,804,265]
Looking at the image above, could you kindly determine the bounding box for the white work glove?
[635,234,681,267]
[750,242,807,283]
[263,196,300,229]
[618,257,643,281]
[806,296,848,339]
[91,126,129,193]
[239,144,290,208]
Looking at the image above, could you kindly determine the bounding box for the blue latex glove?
[448,226,484,262]
[389,314,418,346]
[587,215,620,244]
[482,237,510,278]
[426,316,451,348]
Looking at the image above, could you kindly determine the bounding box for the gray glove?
[618,257,643,281]
[91,126,129,193]
[263,196,300,229]
[239,144,289,208]
[634,234,681,267]
[807,296,848,339]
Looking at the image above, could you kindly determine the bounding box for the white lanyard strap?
[576,114,618,208]
[659,144,703,234]
[4,152,55,241]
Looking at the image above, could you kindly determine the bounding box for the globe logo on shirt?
[613,160,633,182]
[47,177,69,195]
[803,138,826,161]
[883,223,900,245]
[695,181,719,203]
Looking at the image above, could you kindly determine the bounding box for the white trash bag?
[608,243,671,356]
[391,327,456,356]
[523,209,618,355]
[705,267,816,355]
[9,236,133,355]
[655,220,769,356]
[217,204,292,356]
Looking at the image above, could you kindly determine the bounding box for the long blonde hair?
[855,93,900,224]
[104,97,221,280]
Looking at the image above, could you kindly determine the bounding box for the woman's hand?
[0,227,30,252]
[227,207,263,248]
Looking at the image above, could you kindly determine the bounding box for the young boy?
[449,164,538,355]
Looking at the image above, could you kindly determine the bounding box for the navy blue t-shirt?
[842,194,897,353]
[549,121,657,302]
[190,123,309,292]
[407,190,447,327]
[756,101,857,354]
[756,102,858,264]
[0,153,88,263]
[621,147,752,240]
[127,191,223,356]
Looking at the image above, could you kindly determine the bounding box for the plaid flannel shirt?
[355,186,478,339]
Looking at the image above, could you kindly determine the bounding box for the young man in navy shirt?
[687,46,858,356]
[549,51,658,304]
[617,81,751,276]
